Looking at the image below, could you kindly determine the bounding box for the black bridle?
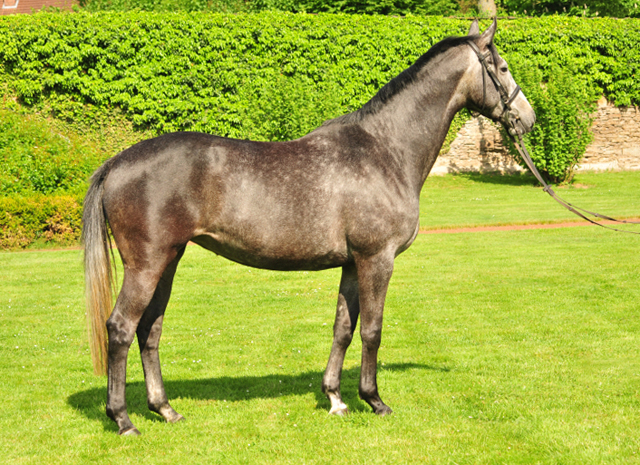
[468,41,522,128]
[468,41,640,234]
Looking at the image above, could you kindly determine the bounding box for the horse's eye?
[500,66,508,73]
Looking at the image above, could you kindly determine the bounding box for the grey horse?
[83,19,536,435]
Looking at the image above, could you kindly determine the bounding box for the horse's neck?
[361,60,466,192]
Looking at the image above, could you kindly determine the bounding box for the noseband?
[467,40,640,234]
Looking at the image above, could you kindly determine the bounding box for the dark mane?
[323,35,474,126]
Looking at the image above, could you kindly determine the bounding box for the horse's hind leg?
[322,263,359,415]
[354,252,394,416]
[136,246,186,424]
[106,249,181,436]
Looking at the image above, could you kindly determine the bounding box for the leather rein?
[467,41,640,235]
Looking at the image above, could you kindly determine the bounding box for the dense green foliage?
[499,0,640,18]
[81,0,249,13]
[82,0,460,15]
[0,12,476,140]
[0,110,101,195]
[2,14,638,124]
[2,13,639,182]
[251,0,460,15]
[493,16,640,180]
[504,64,597,183]
[80,0,640,17]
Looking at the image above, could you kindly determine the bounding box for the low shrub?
[81,0,249,13]
[495,18,640,181]
[504,61,598,183]
[0,194,83,249]
[79,0,640,17]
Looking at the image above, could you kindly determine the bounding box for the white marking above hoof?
[329,405,349,416]
[120,427,141,436]
[168,414,185,424]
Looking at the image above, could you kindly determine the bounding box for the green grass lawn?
[1,219,639,463]
[420,171,640,229]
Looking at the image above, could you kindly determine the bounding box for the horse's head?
[464,19,536,136]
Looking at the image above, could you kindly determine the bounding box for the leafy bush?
[0,12,475,140]
[0,110,101,195]
[79,0,640,17]
[530,66,595,183]
[504,62,597,183]
[493,17,640,181]
[0,193,83,249]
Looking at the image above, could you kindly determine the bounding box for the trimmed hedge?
[2,13,639,124]
[2,13,640,123]
[2,13,638,137]
[0,12,468,139]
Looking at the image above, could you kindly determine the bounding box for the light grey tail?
[82,160,116,376]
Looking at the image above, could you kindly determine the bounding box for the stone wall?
[432,99,640,175]
[579,99,640,172]
[431,116,523,175]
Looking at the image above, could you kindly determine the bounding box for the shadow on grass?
[68,362,448,432]
[453,172,540,187]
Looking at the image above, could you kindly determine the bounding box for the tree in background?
[478,0,497,16]
[498,0,639,17]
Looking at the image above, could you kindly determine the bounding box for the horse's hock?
[433,98,640,175]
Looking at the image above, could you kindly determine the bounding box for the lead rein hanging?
[512,134,640,235]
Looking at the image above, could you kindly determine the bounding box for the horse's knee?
[360,326,382,349]
[358,383,378,401]
[333,327,354,348]
[106,313,137,347]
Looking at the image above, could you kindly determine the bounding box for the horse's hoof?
[120,427,141,436]
[375,405,393,417]
[329,406,349,416]
[168,413,185,424]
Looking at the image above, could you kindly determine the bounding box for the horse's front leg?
[136,247,186,425]
[355,252,394,415]
[322,263,359,415]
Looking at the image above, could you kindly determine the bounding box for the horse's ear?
[468,19,480,36]
[477,17,497,49]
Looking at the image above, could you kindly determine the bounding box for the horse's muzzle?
[505,107,536,136]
